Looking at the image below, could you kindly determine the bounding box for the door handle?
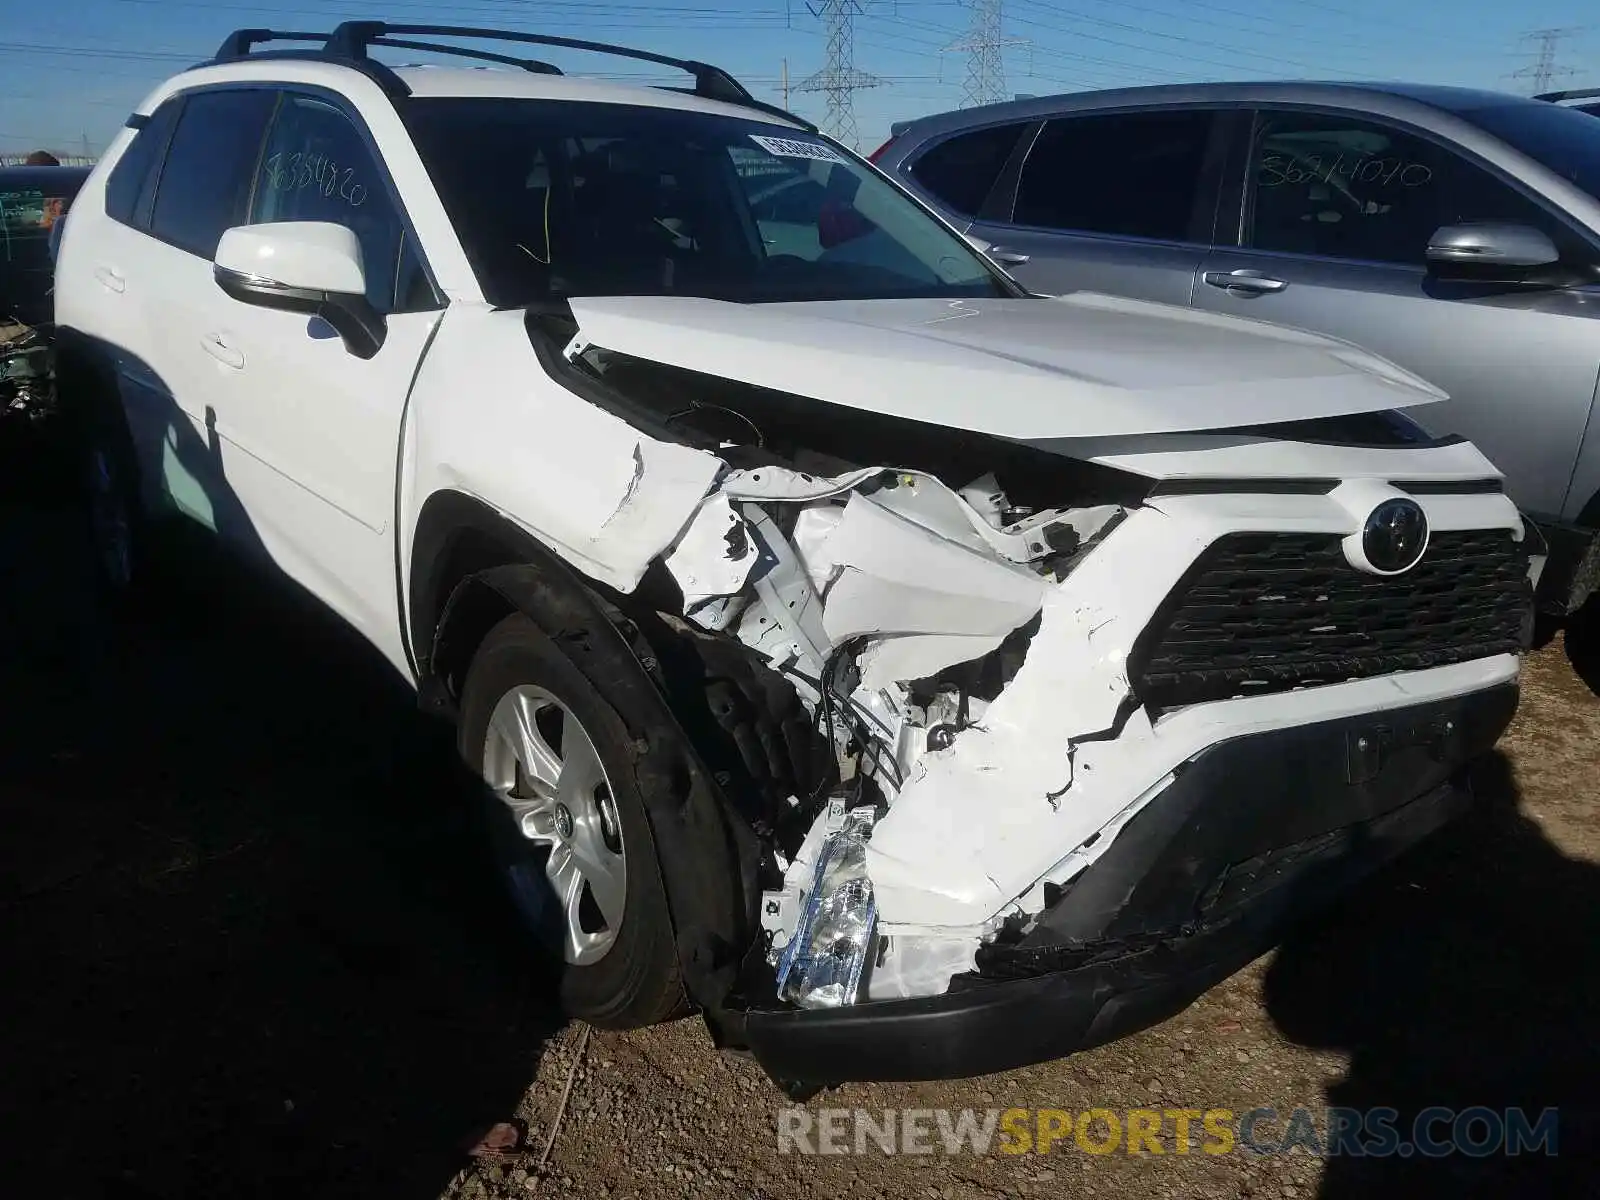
[1203,269,1288,295]
[201,331,245,370]
[94,266,126,294]
[988,246,1030,266]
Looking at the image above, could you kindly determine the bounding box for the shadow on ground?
[0,422,562,1200]
[1265,751,1600,1199]
[1563,597,1600,696]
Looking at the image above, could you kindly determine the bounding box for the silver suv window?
[906,122,1030,217]
[1457,99,1600,201]
[1012,110,1214,242]
[1244,110,1563,266]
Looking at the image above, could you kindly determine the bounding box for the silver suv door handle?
[988,246,1030,266]
[94,266,126,294]
[1203,269,1288,294]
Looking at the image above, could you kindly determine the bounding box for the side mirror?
[213,222,385,359]
[1426,222,1561,283]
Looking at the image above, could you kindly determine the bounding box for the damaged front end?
[535,315,1165,1019]
[492,296,1529,1084]
[656,460,1135,1011]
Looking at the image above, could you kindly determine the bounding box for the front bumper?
[733,680,1518,1084]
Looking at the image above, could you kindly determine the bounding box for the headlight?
[775,807,878,1009]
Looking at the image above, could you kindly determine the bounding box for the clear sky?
[5,0,1598,156]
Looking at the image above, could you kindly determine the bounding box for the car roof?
[892,80,1546,140]
[0,165,92,192]
[394,66,803,123]
[143,59,806,130]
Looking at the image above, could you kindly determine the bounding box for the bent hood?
[566,291,1446,441]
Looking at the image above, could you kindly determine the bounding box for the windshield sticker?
[750,134,844,164]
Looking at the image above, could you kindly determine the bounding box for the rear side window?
[908,122,1029,216]
[149,89,276,258]
[104,100,179,228]
[1013,110,1214,242]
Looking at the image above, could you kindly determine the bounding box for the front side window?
[1243,110,1561,265]
[1012,110,1214,242]
[908,122,1030,216]
[402,98,1011,307]
[250,93,425,312]
[148,89,276,258]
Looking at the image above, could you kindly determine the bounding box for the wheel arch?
[407,489,544,690]
[411,490,765,1026]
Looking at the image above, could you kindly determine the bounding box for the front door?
[196,90,444,673]
[1191,107,1600,522]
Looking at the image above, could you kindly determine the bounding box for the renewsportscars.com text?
[776,1106,1559,1158]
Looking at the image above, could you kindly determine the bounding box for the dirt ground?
[2,419,1596,1200]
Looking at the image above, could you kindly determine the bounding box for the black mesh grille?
[1131,529,1530,708]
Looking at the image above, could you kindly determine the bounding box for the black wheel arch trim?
[418,508,764,1026]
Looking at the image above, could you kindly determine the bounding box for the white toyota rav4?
[56,23,1537,1089]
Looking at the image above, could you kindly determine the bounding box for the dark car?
[1,165,91,328]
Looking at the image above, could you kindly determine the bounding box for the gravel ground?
[2,419,1596,1200]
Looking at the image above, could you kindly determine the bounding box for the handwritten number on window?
[263,150,367,208]
[1258,152,1432,190]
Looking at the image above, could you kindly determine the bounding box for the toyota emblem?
[1357,497,1429,575]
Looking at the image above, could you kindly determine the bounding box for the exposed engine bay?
[556,332,1152,1009]
[501,298,1529,1017]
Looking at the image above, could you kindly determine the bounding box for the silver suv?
[875,83,1600,627]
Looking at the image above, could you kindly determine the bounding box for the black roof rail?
[1535,86,1600,103]
[213,28,329,58]
[205,23,816,131]
[206,29,411,97]
[324,21,752,103]
[373,38,561,75]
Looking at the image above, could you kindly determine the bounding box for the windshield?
[402,98,1011,307]
[1458,100,1600,201]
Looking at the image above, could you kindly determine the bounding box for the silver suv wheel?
[482,684,627,966]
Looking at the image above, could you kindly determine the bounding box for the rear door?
[963,107,1231,306]
[1191,106,1600,521]
[95,88,277,533]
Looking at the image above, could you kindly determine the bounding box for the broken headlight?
[775,806,878,1009]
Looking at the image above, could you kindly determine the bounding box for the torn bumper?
[733,680,1517,1083]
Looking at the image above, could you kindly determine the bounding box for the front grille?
[1131,529,1530,708]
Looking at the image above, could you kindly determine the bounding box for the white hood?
[567,291,1446,440]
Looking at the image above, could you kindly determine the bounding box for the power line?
[864,8,1192,86]
[943,0,1026,107]
[796,0,881,148]
[1510,26,1582,95]
[1014,0,1380,79]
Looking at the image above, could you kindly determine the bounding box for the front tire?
[457,612,687,1028]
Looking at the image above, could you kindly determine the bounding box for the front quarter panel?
[399,305,723,613]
